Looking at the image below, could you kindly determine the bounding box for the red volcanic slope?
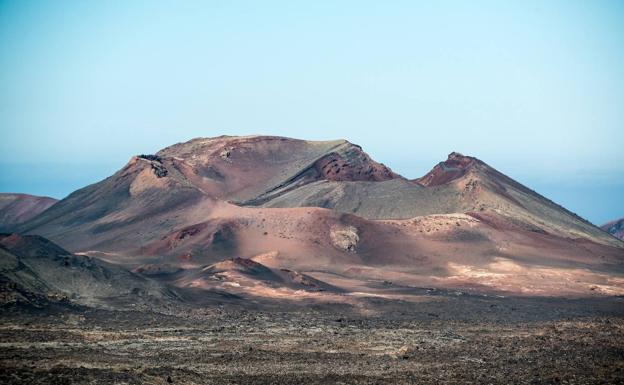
[0,193,57,232]
[602,218,624,240]
[17,136,403,251]
[154,135,402,205]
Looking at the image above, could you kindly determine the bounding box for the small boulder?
[330,225,359,253]
[220,147,232,162]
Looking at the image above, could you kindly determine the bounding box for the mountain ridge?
[0,193,58,232]
[9,135,624,297]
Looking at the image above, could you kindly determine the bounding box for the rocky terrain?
[0,234,177,310]
[1,299,624,385]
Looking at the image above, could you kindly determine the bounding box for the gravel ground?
[1,296,624,384]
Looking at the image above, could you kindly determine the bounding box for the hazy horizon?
[1,1,623,224]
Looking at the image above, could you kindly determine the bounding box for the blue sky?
[1,0,623,224]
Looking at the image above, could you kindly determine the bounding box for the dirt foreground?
[1,296,624,385]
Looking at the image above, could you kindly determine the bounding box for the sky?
[0,0,623,225]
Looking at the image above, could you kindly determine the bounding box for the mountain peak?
[602,218,624,240]
[447,151,465,158]
[416,152,481,187]
[446,151,481,165]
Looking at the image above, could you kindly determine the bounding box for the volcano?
[13,135,624,298]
